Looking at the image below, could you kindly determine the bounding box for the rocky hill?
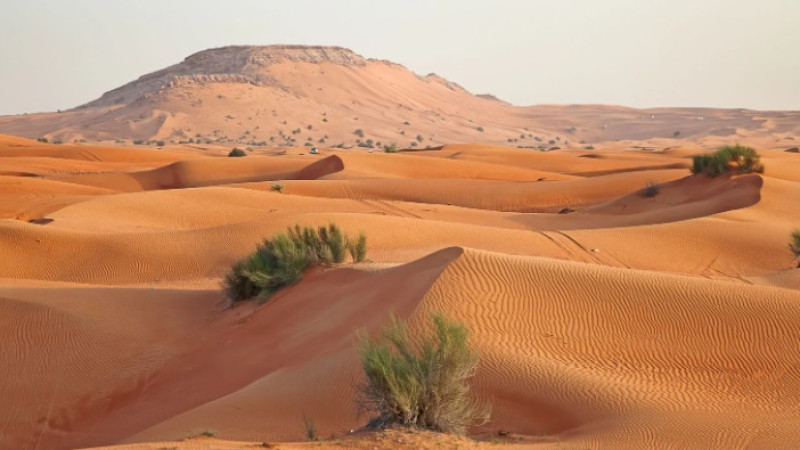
[0,45,798,149]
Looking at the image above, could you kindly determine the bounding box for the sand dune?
[1,135,799,450]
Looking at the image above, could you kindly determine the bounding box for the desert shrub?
[791,230,800,266]
[642,181,661,198]
[673,130,681,138]
[187,429,216,439]
[584,145,595,150]
[417,135,424,142]
[384,143,399,153]
[37,137,49,143]
[476,126,484,132]
[228,148,247,157]
[691,145,764,177]
[355,129,365,138]
[270,182,285,193]
[224,224,367,305]
[357,314,489,434]
[347,233,368,262]
[156,140,165,147]
[302,414,317,441]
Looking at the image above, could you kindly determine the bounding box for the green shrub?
[228,148,247,157]
[355,129,365,138]
[691,145,764,177]
[384,143,399,153]
[791,230,800,267]
[270,182,285,193]
[476,126,484,132]
[347,233,368,262]
[357,314,489,434]
[224,224,367,305]
[302,414,317,441]
[642,181,661,198]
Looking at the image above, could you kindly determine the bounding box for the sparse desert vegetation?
[691,145,764,177]
[642,181,661,198]
[791,230,800,267]
[224,224,367,305]
[357,314,489,434]
[228,148,247,157]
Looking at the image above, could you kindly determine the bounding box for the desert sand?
[0,129,799,450]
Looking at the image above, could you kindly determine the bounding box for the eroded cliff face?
[79,45,372,108]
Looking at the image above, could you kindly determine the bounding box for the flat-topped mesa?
[79,45,370,109]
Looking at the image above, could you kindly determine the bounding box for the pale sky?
[2,0,798,115]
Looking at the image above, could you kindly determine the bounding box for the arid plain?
[1,46,800,450]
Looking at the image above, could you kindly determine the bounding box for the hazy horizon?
[2,0,798,115]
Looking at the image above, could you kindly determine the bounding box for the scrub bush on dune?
[791,230,800,267]
[691,145,764,177]
[224,224,368,305]
[357,314,490,435]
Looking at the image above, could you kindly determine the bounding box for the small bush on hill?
[691,145,764,177]
[476,126,484,132]
[37,137,49,143]
[791,230,800,267]
[357,314,489,434]
[270,182,285,193]
[224,224,367,305]
[355,129,365,138]
[642,181,661,198]
[384,143,399,153]
[228,148,247,157]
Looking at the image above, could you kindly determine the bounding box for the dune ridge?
[0,135,799,450]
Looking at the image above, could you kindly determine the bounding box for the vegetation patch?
[228,148,247,157]
[791,230,800,267]
[224,224,367,305]
[357,314,489,434]
[691,145,764,177]
[642,181,661,198]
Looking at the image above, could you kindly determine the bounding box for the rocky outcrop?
[78,45,370,109]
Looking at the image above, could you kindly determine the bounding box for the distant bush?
[228,148,247,157]
[584,145,595,150]
[224,224,367,305]
[673,131,681,138]
[133,140,144,145]
[355,129,365,138]
[384,143,399,153]
[270,182,285,193]
[37,137,49,143]
[357,314,489,434]
[156,140,165,147]
[791,230,800,267]
[476,126,484,132]
[691,145,764,177]
[642,181,661,198]
[416,135,424,142]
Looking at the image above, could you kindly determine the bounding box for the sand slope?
[0,138,799,450]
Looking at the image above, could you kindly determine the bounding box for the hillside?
[1,45,799,149]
